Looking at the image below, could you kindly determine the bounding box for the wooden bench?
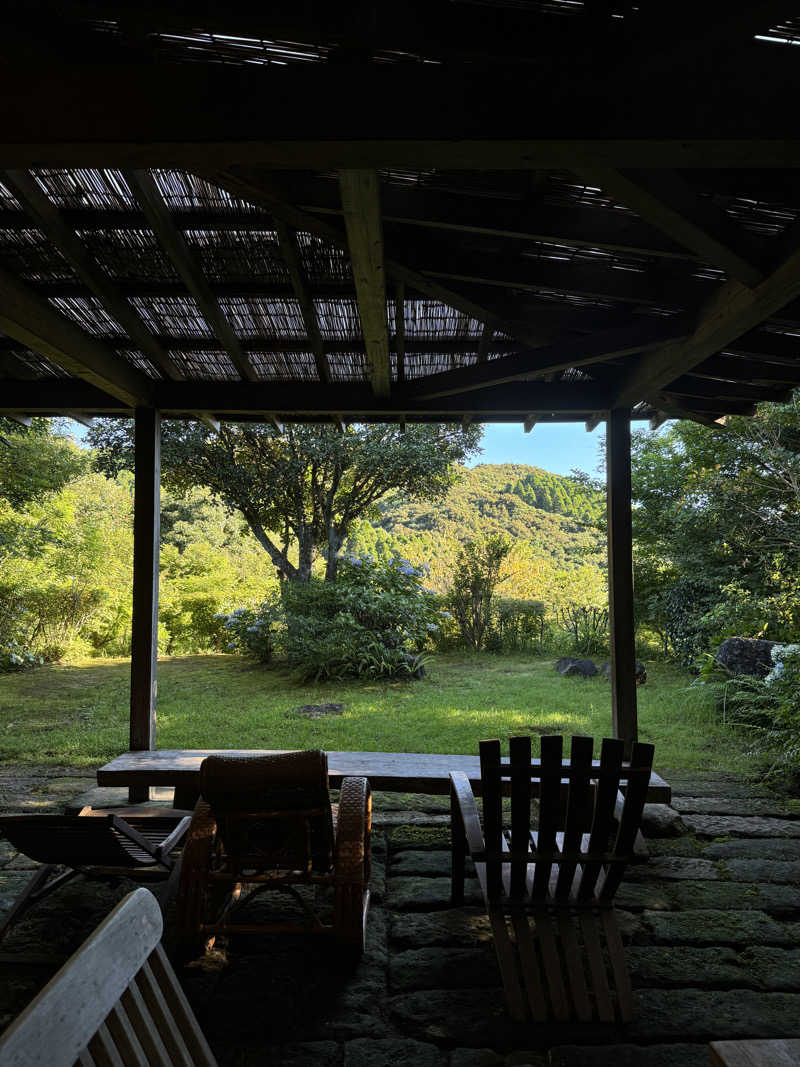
[98,748,672,810]
[0,887,217,1066]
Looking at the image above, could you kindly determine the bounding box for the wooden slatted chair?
[0,887,217,1066]
[450,734,655,1024]
[0,810,191,942]
[176,749,371,958]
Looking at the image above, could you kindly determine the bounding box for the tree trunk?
[297,523,314,582]
[325,526,345,581]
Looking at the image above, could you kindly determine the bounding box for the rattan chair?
[450,734,654,1023]
[175,749,371,957]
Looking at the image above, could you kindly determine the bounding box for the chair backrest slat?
[600,740,655,900]
[478,739,504,899]
[87,1023,125,1067]
[531,735,563,901]
[577,736,625,901]
[508,735,531,899]
[554,736,594,899]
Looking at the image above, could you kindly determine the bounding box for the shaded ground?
[2,764,800,1065]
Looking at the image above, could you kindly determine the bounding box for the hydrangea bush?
[0,639,43,673]
[282,555,443,681]
[216,596,282,664]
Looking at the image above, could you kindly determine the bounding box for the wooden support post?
[129,408,161,802]
[606,408,638,756]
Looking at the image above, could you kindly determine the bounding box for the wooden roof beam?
[523,416,536,433]
[4,412,32,427]
[2,169,183,380]
[0,265,151,406]
[338,171,391,397]
[408,318,691,400]
[3,54,800,169]
[576,168,766,289]
[124,169,257,383]
[273,219,331,386]
[614,241,800,408]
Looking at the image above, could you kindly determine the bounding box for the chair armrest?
[449,772,485,856]
[335,776,371,884]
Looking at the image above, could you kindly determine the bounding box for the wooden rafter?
[124,169,257,383]
[477,324,494,364]
[2,169,183,379]
[289,176,705,262]
[338,170,391,397]
[407,318,691,400]
[576,169,765,289]
[209,168,587,352]
[613,243,800,408]
[0,265,151,406]
[411,243,717,308]
[273,219,331,386]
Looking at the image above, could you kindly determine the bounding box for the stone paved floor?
[1,764,800,1066]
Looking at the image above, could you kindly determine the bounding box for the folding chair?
[0,809,191,941]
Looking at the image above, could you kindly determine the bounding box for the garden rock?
[715,637,781,678]
[641,804,688,838]
[599,660,647,685]
[554,658,597,678]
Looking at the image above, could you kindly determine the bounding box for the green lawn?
[0,652,748,774]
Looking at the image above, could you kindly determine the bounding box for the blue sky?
[468,422,606,477]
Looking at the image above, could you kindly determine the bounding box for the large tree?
[89,421,483,582]
[630,397,800,650]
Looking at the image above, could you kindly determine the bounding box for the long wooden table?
[98,748,672,810]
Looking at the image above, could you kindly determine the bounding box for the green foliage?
[281,556,440,681]
[554,602,609,656]
[448,535,512,651]
[510,468,604,525]
[491,597,547,652]
[630,399,800,663]
[0,420,87,511]
[0,639,42,673]
[218,598,283,664]
[694,644,800,782]
[90,420,482,583]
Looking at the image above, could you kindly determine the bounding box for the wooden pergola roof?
[2,2,800,428]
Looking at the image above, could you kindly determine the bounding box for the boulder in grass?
[599,660,648,685]
[555,657,598,678]
[715,637,781,678]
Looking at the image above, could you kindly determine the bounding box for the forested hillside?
[370,464,604,567]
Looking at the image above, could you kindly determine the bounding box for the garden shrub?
[0,639,42,673]
[217,596,283,664]
[695,643,800,783]
[281,556,442,681]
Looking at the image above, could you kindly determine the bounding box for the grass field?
[0,652,750,774]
